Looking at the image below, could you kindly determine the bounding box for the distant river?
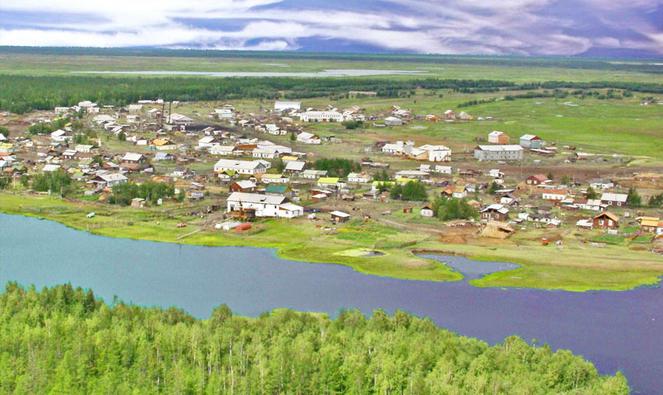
[74,69,424,77]
[0,214,661,394]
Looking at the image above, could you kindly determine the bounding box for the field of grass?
[1,52,662,84]
[209,90,663,160]
[3,192,663,292]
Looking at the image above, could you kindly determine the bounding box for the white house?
[214,159,268,175]
[226,192,303,218]
[601,192,628,207]
[284,160,306,173]
[198,136,218,149]
[520,134,543,149]
[50,129,70,143]
[417,145,451,162]
[488,131,509,144]
[210,145,236,156]
[91,172,128,188]
[215,108,234,120]
[253,144,292,159]
[474,145,524,161]
[589,179,615,190]
[297,132,321,145]
[169,113,193,126]
[347,172,372,183]
[384,116,403,126]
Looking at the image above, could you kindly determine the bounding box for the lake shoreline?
[2,191,662,292]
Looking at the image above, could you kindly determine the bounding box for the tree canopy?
[0,284,628,394]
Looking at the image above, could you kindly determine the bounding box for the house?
[121,153,147,171]
[382,141,413,155]
[42,164,61,172]
[330,211,351,223]
[526,174,549,186]
[416,145,451,162]
[576,219,594,230]
[151,138,176,151]
[168,113,193,126]
[226,192,303,218]
[62,149,78,160]
[214,159,267,175]
[474,145,524,161]
[300,169,328,179]
[261,174,290,184]
[252,144,292,159]
[297,132,321,145]
[488,131,509,144]
[264,124,285,136]
[300,110,344,123]
[542,189,568,202]
[638,217,661,233]
[589,179,615,190]
[210,145,236,156]
[481,204,509,221]
[50,129,70,143]
[274,101,301,112]
[198,136,218,149]
[347,172,371,183]
[576,199,606,211]
[519,134,543,149]
[284,161,306,173]
[265,184,289,195]
[420,206,434,217]
[131,198,146,208]
[90,172,128,188]
[75,144,94,153]
[154,152,175,161]
[600,192,628,207]
[318,177,341,189]
[215,108,234,120]
[384,116,403,126]
[230,180,257,193]
[593,212,620,229]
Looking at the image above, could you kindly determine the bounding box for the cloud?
[0,0,660,56]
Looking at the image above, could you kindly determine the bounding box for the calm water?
[1,214,661,394]
[75,69,424,77]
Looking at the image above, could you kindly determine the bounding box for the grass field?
[1,52,662,84]
[3,192,663,292]
[179,91,663,161]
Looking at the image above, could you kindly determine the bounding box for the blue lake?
[1,213,661,394]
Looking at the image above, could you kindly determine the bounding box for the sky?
[0,0,661,57]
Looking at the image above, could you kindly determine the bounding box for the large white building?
[274,101,302,112]
[214,159,268,175]
[226,192,303,218]
[299,110,344,123]
[474,145,524,161]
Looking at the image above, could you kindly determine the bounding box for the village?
[1,94,663,261]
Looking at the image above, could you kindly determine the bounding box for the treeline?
[313,158,361,177]
[0,283,628,394]
[5,73,662,114]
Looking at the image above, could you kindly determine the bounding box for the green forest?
[1,73,663,114]
[0,284,628,394]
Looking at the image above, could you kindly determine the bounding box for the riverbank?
[2,191,663,291]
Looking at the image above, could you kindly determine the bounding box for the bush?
[109,181,175,206]
[432,197,478,220]
[31,169,74,196]
[390,181,427,201]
